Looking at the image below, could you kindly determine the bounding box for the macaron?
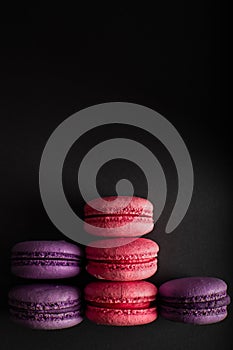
[158,277,231,325]
[86,238,159,281]
[84,196,154,237]
[11,240,83,279]
[85,281,158,326]
[8,284,83,329]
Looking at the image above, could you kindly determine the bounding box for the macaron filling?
[88,257,157,265]
[8,298,81,310]
[84,198,153,218]
[160,295,230,309]
[159,292,230,318]
[11,251,81,266]
[85,215,153,227]
[9,299,82,321]
[10,309,82,322]
[86,296,156,310]
[85,213,152,218]
[160,305,228,317]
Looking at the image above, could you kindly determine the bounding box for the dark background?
[0,3,231,350]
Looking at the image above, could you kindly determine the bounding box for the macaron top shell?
[86,238,159,262]
[84,196,153,217]
[8,284,81,307]
[85,281,157,304]
[11,240,82,258]
[159,277,228,302]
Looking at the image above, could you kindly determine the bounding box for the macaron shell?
[85,281,158,302]
[86,238,159,260]
[86,260,157,281]
[9,309,83,330]
[11,264,81,279]
[84,218,154,237]
[159,295,230,310]
[11,240,83,256]
[86,305,158,326]
[8,284,81,303]
[84,196,153,217]
[159,277,227,300]
[160,305,228,325]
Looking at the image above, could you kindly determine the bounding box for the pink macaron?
[84,196,154,237]
[86,238,159,281]
[85,281,158,326]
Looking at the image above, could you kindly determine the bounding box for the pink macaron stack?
[84,196,159,326]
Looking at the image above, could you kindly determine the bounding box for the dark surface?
[0,3,231,350]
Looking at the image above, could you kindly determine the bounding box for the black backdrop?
[0,3,231,350]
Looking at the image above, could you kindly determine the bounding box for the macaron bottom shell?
[86,260,157,281]
[86,305,158,326]
[10,309,83,330]
[84,219,154,237]
[160,305,228,325]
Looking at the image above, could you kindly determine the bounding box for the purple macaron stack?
[9,240,84,329]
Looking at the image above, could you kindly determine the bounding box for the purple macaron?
[158,277,230,325]
[11,241,83,279]
[8,284,83,329]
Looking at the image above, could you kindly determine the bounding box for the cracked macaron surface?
[86,238,159,281]
[8,284,83,329]
[158,277,231,324]
[11,240,83,279]
[84,196,154,237]
[84,281,158,326]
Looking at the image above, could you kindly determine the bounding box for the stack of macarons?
[9,196,231,329]
[9,240,84,329]
[83,196,160,326]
